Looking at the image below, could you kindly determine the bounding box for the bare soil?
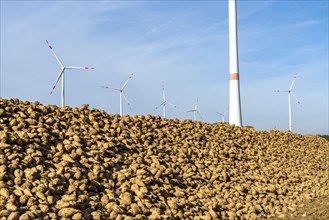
[283,196,329,220]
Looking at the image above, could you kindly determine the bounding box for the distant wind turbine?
[102,73,133,116]
[187,98,203,121]
[275,74,302,132]
[46,40,94,107]
[154,86,177,118]
[216,108,228,123]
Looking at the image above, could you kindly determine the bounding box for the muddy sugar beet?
[0,98,328,219]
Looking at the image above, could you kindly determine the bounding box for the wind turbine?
[46,40,94,107]
[275,74,302,132]
[216,108,228,123]
[154,86,177,118]
[228,0,243,126]
[187,98,203,121]
[102,73,133,116]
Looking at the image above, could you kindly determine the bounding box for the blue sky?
[1,0,328,134]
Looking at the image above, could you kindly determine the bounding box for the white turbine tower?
[187,98,203,121]
[216,109,228,123]
[46,40,94,107]
[275,74,301,132]
[228,0,242,126]
[102,73,133,116]
[154,86,176,118]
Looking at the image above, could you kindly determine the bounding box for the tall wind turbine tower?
[228,0,242,126]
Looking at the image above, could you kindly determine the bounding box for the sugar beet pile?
[0,98,328,220]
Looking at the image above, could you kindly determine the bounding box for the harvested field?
[0,98,328,219]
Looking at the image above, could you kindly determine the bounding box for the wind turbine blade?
[195,97,199,110]
[275,90,289,93]
[216,112,224,116]
[187,110,195,113]
[162,87,166,101]
[291,92,302,106]
[50,68,65,95]
[122,73,134,90]
[102,86,121,92]
[289,74,297,91]
[66,66,94,70]
[122,91,131,107]
[46,40,64,67]
[197,111,203,120]
[154,101,165,111]
[167,101,176,108]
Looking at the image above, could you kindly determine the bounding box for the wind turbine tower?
[46,40,94,107]
[275,74,301,132]
[228,0,242,126]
